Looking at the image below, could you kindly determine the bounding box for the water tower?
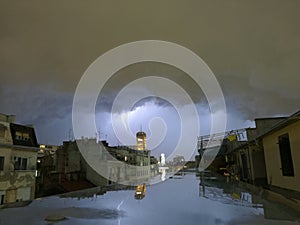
[136,130,146,150]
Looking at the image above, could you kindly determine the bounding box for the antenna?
[97,130,101,141]
[68,128,73,141]
[140,124,142,132]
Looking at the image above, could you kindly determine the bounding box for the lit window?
[16,131,22,140]
[15,132,30,141]
[23,133,30,141]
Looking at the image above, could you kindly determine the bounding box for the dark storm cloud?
[0,83,73,144]
[0,0,300,143]
[0,84,72,124]
[96,62,207,114]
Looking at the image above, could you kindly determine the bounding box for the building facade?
[262,111,300,193]
[55,138,152,188]
[0,113,39,207]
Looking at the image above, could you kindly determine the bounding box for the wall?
[246,128,257,141]
[65,144,81,174]
[0,171,36,203]
[12,147,37,171]
[0,114,15,123]
[0,145,37,206]
[263,120,300,192]
[0,121,13,145]
[255,118,286,137]
[248,144,267,186]
[0,147,12,171]
[85,162,108,186]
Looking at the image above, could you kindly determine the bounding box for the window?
[15,131,30,141]
[23,133,30,141]
[15,131,22,140]
[0,156,4,171]
[241,153,249,180]
[21,158,28,170]
[0,194,5,205]
[278,133,294,177]
[14,157,28,170]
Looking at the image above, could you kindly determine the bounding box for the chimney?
[7,115,16,123]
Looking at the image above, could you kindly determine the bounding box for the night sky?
[1,1,299,157]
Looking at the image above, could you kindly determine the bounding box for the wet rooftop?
[1,172,300,225]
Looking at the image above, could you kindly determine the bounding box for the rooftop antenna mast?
[68,128,73,141]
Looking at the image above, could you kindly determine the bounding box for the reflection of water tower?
[136,130,146,150]
[160,153,166,166]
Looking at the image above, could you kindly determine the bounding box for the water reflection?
[1,172,300,225]
[46,207,124,219]
[59,184,135,199]
[134,184,146,200]
[199,172,261,208]
[198,171,300,222]
[159,166,168,181]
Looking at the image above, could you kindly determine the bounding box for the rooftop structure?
[136,130,146,151]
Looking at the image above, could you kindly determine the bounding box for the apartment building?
[0,113,39,207]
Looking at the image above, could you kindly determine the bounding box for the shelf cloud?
[0,1,299,146]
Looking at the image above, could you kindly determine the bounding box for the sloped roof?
[9,123,39,147]
[257,110,300,139]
